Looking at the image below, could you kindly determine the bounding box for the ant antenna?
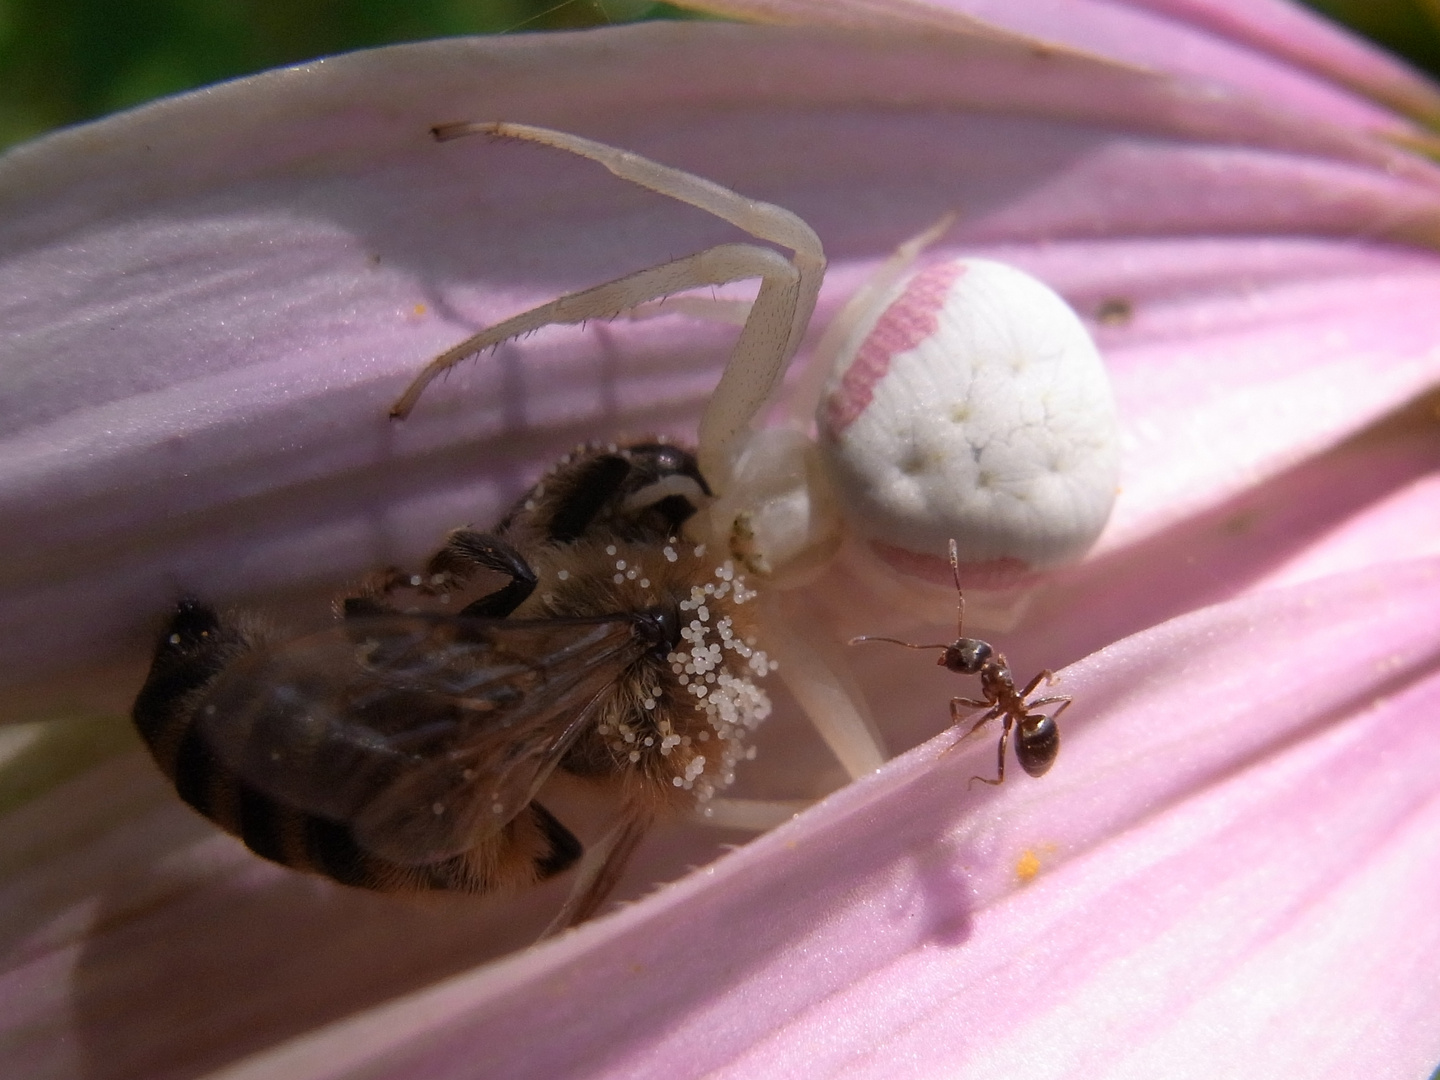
[848,539,968,653]
[947,537,966,638]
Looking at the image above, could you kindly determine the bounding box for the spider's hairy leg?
[390,243,798,422]
[402,123,825,487]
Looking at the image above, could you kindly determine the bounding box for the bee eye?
[547,456,633,543]
[635,608,681,653]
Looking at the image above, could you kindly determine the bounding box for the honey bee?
[132,441,775,928]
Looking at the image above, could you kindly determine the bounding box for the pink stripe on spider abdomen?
[820,261,967,436]
[869,541,1039,591]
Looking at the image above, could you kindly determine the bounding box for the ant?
[851,539,1070,785]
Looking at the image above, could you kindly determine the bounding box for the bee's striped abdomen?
[132,599,582,893]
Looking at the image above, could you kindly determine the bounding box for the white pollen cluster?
[587,553,774,803]
[661,557,773,801]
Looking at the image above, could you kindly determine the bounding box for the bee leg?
[341,566,413,618]
[425,530,538,618]
[530,801,584,879]
[541,809,653,936]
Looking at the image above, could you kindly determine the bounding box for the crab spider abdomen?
[816,257,1120,592]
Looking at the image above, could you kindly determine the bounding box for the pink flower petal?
[5,27,1439,723]
[1112,0,1440,124]
[683,0,1440,131]
[3,15,1440,1080]
[120,555,1440,1080]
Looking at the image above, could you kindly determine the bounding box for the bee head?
[632,605,684,657]
[530,442,711,546]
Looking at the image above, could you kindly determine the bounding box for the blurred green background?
[0,0,687,150]
[0,0,1437,153]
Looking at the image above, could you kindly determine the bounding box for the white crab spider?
[392,122,1119,786]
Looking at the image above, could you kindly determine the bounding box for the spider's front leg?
[393,122,893,785]
[392,122,824,486]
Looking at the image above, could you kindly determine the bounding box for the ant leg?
[948,701,1000,743]
[1018,668,1056,698]
[970,716,1013,788]
[1027,696,1072,718]
[426,531,538,618]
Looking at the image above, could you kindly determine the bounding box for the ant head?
[1016,714,1060,778]
[941,638,991,675]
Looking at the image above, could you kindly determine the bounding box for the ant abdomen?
[1016,715,1060,778]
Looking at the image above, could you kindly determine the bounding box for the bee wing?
[195,613,653,865]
